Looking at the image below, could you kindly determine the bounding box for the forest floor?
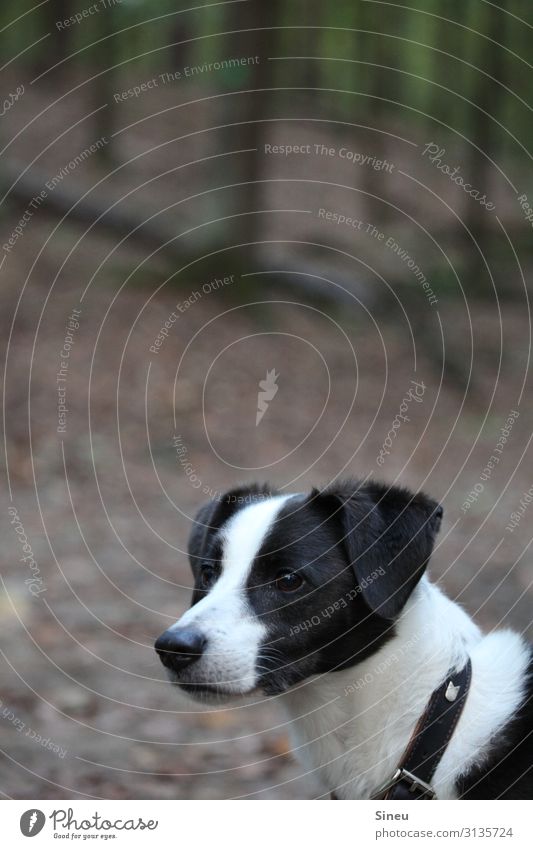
[1,217,531,800]
[0,71,532,799]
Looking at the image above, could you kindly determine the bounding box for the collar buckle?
[371,768,437,800]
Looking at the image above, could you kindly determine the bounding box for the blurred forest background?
[2,0,532,291]
[0,0,532,799]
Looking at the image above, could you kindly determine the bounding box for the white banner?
[2,800,531,849]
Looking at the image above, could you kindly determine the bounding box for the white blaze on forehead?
[220,494,293,586]
[173,494,294,694]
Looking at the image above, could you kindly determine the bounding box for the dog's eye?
[275,571,304,592]
[200,564,219,589]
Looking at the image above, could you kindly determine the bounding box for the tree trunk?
[463,2,507,293]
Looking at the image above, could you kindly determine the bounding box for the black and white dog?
[155,481,532,799]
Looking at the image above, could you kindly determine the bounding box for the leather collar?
[371,658,473,800]
[330,659,472,800]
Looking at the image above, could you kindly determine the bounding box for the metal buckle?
[371,768,437,800]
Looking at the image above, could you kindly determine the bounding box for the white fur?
[171,495,291,694]
[283,577,530,799]
[169,491,529,796]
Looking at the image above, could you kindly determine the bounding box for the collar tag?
[445,681,461,702]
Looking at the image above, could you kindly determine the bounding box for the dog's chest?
[284,685,403,799]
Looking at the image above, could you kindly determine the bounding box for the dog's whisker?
[154,478,532,800]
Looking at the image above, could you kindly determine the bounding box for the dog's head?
[155,480,442,701]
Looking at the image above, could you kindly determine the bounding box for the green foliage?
[1,0,531,303]
[2,0,531,147]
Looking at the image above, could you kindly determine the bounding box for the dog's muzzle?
[155,627,206,674]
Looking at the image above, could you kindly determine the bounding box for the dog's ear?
[314,480,443,620]
[188,483,275,574]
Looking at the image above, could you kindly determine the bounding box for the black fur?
[177,478,532,799]
[457,652,533,799]
[187,479,442,693]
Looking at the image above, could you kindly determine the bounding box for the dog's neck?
[283,577,483,799]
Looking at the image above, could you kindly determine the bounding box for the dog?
[155,480,532,799]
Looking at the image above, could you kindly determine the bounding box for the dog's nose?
[155,627,206,672]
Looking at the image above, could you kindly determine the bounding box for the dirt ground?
[0,209,531,801]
